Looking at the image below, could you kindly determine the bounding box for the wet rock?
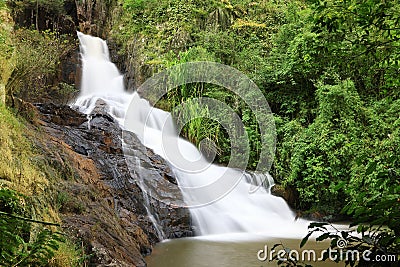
[36,101,194,266]
[299,211,351,223]
[271,184,299,209]
[59,49,81,90]
[271,185,350,222]
[36,103,87,126]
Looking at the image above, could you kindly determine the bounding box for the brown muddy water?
[147,235,345,267]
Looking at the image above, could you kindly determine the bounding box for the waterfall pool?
[147,236,345,267]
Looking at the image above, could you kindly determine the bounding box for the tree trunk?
[36,0,39,31]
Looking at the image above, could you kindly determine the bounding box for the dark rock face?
[123,130,193,239]
[7,0,117,37]
[59,49,81,91]
[7,0,77,34]
[271,185,349,222]
[35,101,194,266]
[36,103,87,126]
[75,0,118,38]
[271,184,299,209]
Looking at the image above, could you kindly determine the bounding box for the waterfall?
[74,32,308,239]
[75,32,133,125]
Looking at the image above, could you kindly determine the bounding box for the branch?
[0,211,60,226]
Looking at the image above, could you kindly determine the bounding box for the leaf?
[309,222,329,228]
[357,225,365,233]
[333,180,346,190]
[362,236,373,245]
[341,231,349,239]
[365,161,377,175]
[388,155,396,163]
[316,233,330,241]
[300,232,312,248]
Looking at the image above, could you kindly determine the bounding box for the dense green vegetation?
[0,188,64,266]
[6,28,75,106]
[112,0,400,263]
[0,0,14,103]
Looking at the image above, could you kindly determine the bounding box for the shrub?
[6,29,74,105]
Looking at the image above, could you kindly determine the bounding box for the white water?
[75,32,133,125]
[74,32,308,239]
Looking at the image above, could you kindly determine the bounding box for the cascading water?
[75,32,133,124]
[74,32,308,240]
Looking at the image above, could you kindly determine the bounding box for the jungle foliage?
[112,3,400,262]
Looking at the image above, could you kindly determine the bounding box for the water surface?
[147,236,344,267]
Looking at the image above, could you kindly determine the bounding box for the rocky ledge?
[35,101,194,266]
[271,184,350,222]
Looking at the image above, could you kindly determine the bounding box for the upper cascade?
[75,32,132,124]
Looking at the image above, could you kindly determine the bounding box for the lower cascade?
[74,32,308,239]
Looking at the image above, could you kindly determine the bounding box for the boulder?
[271,184,299,209]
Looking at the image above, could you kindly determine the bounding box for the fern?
[12,229,64,267]
[0,188,64,266]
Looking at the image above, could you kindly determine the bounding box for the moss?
[232,18,266,29]
[0,103,49,195]
[0,103,83,265]
[48,239,85,267]
[49,241,84,267]
[0,4,14,104]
